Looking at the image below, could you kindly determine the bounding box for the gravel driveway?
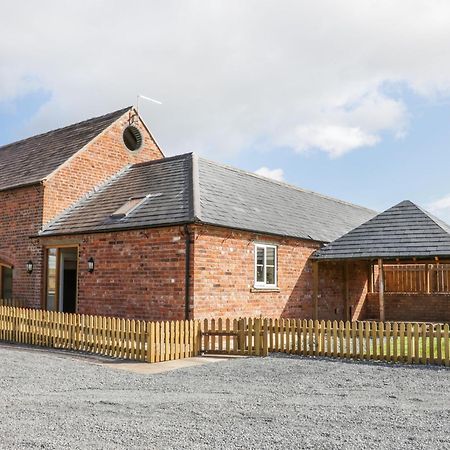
[0,344,448,450]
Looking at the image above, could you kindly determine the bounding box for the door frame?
[42,245,79,312]
[0,263,13,299]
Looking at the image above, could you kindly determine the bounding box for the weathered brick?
[1,112,162,308]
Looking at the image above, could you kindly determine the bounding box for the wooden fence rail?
[203,317,450,366]
[0,305,448,366]
[0,298,24,307]
[269,318,449,365]
[0,306,202,363]
[380,264,450,293]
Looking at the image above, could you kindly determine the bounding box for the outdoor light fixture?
[87,257,95,273]
[26,260,33,274]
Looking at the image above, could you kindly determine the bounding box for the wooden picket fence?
[201,317,268,356]
[269,318,449,366]
[0,298,24,307]
[381,263,450,293]
[204,318,450,366]
[0,305,449,366]
[0,306,201,363]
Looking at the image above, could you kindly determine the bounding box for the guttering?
[184,224,192,320]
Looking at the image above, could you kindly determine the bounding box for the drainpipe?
[184,224,192,320]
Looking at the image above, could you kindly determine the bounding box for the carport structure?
[312,200,450,323]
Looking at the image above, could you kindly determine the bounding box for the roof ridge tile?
[0,106,131,151]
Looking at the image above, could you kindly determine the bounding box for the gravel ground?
[0,345,448,450]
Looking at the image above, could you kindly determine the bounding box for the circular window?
[122,126,143,151]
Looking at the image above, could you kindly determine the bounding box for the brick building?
[2,107,448,322]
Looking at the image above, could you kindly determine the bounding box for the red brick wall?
[318,261,369,321]
[37,223,371,321]
[0,185,44,307]
[190,225,369,321]
[190,225,318,319]
[1,110,163,309]
[42,112,163,225]
[365,293,450,322]
[71,227,187,321]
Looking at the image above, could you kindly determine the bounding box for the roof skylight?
[110,196,147,219]
[110,193,162,220]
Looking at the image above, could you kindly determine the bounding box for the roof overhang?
[312,254,450,263]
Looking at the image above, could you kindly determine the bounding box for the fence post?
[444,324,449,367]
[262,318,269,356]
[238,318,245,355]
[254,318,260,356]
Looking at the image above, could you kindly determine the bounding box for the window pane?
[1,267,12,299]
[256,265,264,282]
[266,266,276,285]
[46,249,57,311]
[256,248,264,266]
[266,247,275,265]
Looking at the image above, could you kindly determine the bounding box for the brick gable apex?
[41,107,164,224]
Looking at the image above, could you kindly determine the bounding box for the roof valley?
[41,164,133,233]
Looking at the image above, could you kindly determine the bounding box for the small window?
[254,244,277,288]
[111,196,146,219]
[123,126,143,151]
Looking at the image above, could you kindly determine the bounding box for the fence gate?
[201,318,268,356]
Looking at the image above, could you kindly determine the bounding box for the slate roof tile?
[40,153,375,241]
[0,107,130,191]
[313,200,450,260]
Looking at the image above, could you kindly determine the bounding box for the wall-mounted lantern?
[87,257,95,273]
[26,260,33,274]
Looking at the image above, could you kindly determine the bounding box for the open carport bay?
[0,345,448,449]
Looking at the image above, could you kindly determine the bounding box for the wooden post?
[312,261,319,321]
[425,263,430,294]
[368,262,374,293]
[378,258,385,322]
[344,261,349,321]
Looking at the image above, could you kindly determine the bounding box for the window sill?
[250,287,280,293]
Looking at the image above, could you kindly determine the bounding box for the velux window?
[254,244,277,288]
[110,193,161,220]
[111,196,147,219]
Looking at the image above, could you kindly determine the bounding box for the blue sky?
[233,89,450,213]
[2,85,449,217]
[1,1,450,220]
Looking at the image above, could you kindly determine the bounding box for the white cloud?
[427,194,450,223]
[279,92,407,156]
[254,167,284,181]
[1,1,450,158]
[293,125,379,158]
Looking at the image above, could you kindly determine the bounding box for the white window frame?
[254,244,277,288]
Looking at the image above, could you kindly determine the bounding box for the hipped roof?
[39,153,375,242]
[313,200,450,261]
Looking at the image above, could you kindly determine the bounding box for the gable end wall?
[42,113,163,225]
[0,185,44,306]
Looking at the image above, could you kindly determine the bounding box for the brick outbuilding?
[5,106,446,323]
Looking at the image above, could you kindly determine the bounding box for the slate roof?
[40,153,376,242]
[41,154,192,235]
[313,200,450,260]
[197,157,375,242]
[0,106,131,191]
